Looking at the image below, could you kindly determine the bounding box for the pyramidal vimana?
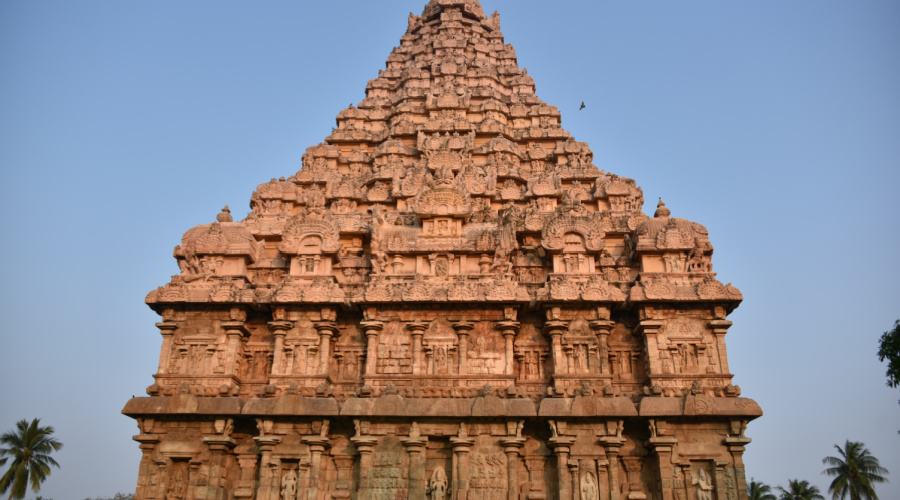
[124,2,761,500]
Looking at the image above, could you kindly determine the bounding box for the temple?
[123,1,761,500]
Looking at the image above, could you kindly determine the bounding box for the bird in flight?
[579,101,586,110]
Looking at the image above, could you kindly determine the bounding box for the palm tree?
[777,479,825,500]
[749,478,777,500]
[822,440,889,500]
[0,419,63,500]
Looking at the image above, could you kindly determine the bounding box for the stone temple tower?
[124,1,761,500]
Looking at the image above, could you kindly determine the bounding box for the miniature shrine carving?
[126,1,761,500]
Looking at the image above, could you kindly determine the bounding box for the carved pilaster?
[269,320,293,376]
[301,434,332,500]
[402,427,428,500]
[500,436,526,500]
[408,322,429,375]
[254,435,281,500]
[636,320,664,378]
[450,434,475,500]
[498,321,520,376]
[544,320,568,377]
[360,320,384,382]
[314,321,339,375]
[222,321,250,380]
[156,322,178,376]
[352,431,379,500]
[452,321,474,375]
[621,457,646,500]
[725,434,752,500]
[648,422,678,500]
[549,430,576,500]
[598,429,625,500]
[709,320,733,375]
[590,319,613,376]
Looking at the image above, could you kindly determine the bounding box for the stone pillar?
[709,320,733,374]
[301,435,332,500]
[569,460,581,500]
[590,319,613,375]
[450,436,475,500]
[269,320,293,376]
[222,320,250,378]
[544,320,568,376]
[133,433,160,500]
[549,434,576,500]
[498,321,520,376]
[202,435,237,500]
[156,322,178,375]
[500,436,525,500]
[599,434,625,500]
[360,320,384,382]
[636,320,664,376]
[726,436,752,500]
[524,458,547,500]
[408,322,429,375]
[253,435,281,500]
[648,428,678,500]
[314,321,339,375]
[452,322,474,375]
[402,429,428,500]
[352,434,379,500]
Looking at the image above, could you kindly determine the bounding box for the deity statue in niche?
[435,257,449,278]
[429,467,448,500]
[580,472,598,500]
[692,468,714,500]
[281,469,297,500]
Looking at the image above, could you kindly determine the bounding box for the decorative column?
[253,432,281,500]
[360,320,384,382]
[402,424,428,500]
[156,322,178,375]
[203,423,237,500]
[314,321,339,375]
[500,434,526,500]
[598,427,625,500]
[234,454,258,500]
[568,460,581,500]
[332,456,354,500]
[725,429,752,500]
[302,426,332,500]
[590,319,613,375]
[647,420,678,500]
[452,321,474,375]
[133,427,160,500]
[407,322,429,375]
[549,424,576,500]
[221,320,250,379]
[635,319,664,377]
[709,320,733,374]
[524,458,547,500]
[351,423,379,500]
[450,429,475,500]
[269,320,293,376]
[498,321,520,376]
[544,320,568,376]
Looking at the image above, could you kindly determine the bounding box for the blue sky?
[1,1,898,498]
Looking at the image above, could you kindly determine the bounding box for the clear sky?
[1,1,898,498]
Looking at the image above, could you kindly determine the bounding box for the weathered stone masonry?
[123,2,761,500]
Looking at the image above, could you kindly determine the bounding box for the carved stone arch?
[541,216,605,252]
[278,218,342,255]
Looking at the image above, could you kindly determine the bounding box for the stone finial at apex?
[654,198,671,218]
[216,206,233,223]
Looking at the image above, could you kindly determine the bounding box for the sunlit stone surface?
[124,2,760,499]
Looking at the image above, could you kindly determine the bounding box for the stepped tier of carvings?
[127,1,758,500]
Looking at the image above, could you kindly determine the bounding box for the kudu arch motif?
[126,1,759,500]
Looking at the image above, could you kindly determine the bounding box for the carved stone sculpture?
[127,2,760,500]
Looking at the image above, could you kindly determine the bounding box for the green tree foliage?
[822,440,889,500]
[0,419,62,500]
[749,478,778,500]
[877,320,900,388]
[777,479,825,500]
